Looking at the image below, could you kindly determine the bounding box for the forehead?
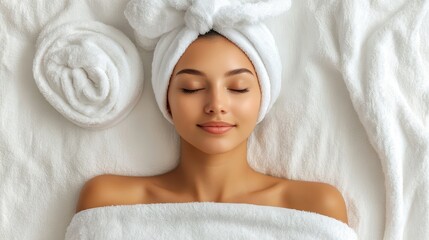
[173,35,256,73]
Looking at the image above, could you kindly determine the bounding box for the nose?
[204,87,228,115]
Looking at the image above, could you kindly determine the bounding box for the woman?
[75,30,349,225]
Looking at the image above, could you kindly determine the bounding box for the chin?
[193,139,243,155]
[179,130,247,154]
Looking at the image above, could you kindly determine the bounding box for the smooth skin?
[76,33,349,225]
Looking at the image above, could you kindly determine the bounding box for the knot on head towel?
[184,1,216,34]
[124,0,292,124]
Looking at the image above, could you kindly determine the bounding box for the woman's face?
[167,35,261,154]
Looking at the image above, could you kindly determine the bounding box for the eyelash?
[181,88,249,94]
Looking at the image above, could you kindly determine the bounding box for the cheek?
[232,95,261,120]
[170,95,201,122]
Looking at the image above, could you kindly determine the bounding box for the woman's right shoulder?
[75,174,150,213]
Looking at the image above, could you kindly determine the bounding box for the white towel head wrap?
[124,0,291,125]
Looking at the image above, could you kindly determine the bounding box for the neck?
[168,138,258,202]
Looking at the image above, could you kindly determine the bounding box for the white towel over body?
[64,202,358,240]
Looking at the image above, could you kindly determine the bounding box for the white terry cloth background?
[0,1,427,240]
[336,0,429,238]
[64,202,358,240]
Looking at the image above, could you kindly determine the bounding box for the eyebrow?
[175,68,254,77]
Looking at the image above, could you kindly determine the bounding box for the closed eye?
[181,88,203,94]
[181,88,249,94]
[230,89,249,93]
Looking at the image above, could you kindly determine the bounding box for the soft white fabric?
[124,0,291,124]
[1,0,428,240]
[33,20,144,129]
[335,0,429,238]
[64,202,358,240]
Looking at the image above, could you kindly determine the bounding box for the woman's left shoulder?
[284,180,349,224]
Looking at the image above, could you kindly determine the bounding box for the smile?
[197,126,235,134]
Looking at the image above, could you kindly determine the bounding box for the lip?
[198,121,236,127]
[197,121,236,134]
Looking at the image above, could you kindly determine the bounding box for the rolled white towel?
[33,20,144,129]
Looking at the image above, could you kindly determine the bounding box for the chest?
[140,179,290,209]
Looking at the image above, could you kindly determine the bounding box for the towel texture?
[33,20,144,129]
[2,0,428,239]
[335,0,429,238]
[124,0,291,125]
[64,202,358,240]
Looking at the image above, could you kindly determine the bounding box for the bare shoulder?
[286,180,349,225]
[75,174,147,213]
